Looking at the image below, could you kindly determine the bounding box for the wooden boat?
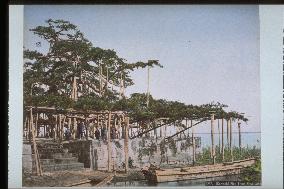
[141,158,257,183]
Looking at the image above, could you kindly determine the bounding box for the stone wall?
[62,140,92,168]
[23,144,32,173]
[90,137,201,171]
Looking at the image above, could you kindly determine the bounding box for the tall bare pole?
[226,119,229,147]
[221,118,225,161]
[238,119,242,152]
[73,118,77,139]
[35,113,39,137]
[107,112,112,172]
[106,66,109,92]
[191,119,196,166]
[30,108,42,176]
[124,117,129,173]
[59,114,62,141]
[218,119,221,154]
[229,118,233,162]
[211,114,216,164]
[54,115,58,140]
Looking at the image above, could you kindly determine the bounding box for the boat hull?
[142,158,257,183]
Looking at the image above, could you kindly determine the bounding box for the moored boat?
[141,158,257,183]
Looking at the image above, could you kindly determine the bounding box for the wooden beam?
[165,119,207,140]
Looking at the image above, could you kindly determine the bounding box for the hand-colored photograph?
[22,5,261,187]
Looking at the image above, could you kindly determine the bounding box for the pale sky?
[24,5,260,133]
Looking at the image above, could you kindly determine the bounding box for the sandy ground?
[23,168,145,187]
[23,169,111,187]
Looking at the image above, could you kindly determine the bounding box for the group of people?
[62,120,121,141]
[92,123,121,140]
[24,119,124,141]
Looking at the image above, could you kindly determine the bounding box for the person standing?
[95,127,100,140]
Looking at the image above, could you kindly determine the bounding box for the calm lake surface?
[198,132,261,148]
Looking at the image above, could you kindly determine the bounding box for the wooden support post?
[30,108,42,176]
[221,118,225,161]
[218,119,221,154]
[27,116,31,142]
[99,63,102,96]
[25,115,30,140]
[35,113,39,137]
[68,118,71,129]
[191,119,196,166]
[54,115,57,140]
[96,114,99,139]
[211,114,216,164]
[146,65,150,108]
[124,117,129,173]
[24,116,28,139]
[107,112,112,172]
[226,119,229,147]
[229,118,233,162]
[238,120,242,152]
[59,114,62,142]
[73,118,77,139]
[62,115,66,139]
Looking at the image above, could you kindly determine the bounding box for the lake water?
[197,132,261,149]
